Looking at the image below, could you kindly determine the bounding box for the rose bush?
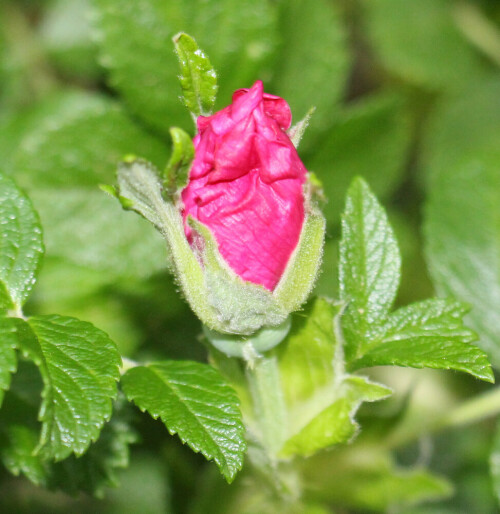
[181,80,307,290]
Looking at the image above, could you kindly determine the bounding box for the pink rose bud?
[181,80,307,291]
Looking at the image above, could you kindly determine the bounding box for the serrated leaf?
[280,376,391,458]
[15,315,121,460]
[164,127,195,195]
[0,360,51,486]
[0,172,43,310]
[173,33,217,117]
[1,423,48,486]
[271,298,391,457]
[339,177,401,362]
[0,317,19,405]
[273,0,349,145]
[121,361,246,483]
[91,0,278,135]
[424,79,500,368]
[46,395,138,497]
[308,93,411,227]
[350,299,494,382]
[0,363,135,496]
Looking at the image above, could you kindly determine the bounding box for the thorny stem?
[385,385,500,449]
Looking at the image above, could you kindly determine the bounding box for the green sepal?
[173,32,218,117]
[187,217,288,334]
[273,205,325,313]
[287,106,315,149]
[115,158,222,330]
[163,127,194,197]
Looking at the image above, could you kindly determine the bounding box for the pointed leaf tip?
[121,361,246,482]
[173,32,218,116]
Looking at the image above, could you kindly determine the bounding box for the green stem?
[386,386,500,449]
[245,356,303,505]
[246,355,288,462]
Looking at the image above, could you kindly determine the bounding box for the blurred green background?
[1,0,500,512]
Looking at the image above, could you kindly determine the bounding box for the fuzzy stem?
[246,355,288,461]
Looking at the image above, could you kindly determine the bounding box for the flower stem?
[245,354,288,462]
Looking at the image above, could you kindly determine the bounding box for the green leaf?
[424,79,500,367]
[164,127,195,195]
[91,0,278,135]
[46,395,138,497]
[0,362,136,496]
[271,298,391,457]
[121,360,246,483]
[0,172,43,311]
[5,91,168,279]
[0,317,19,406]
[275,299,339,404]
[0,360,50,486]
[303,445,453,511]
[281,375,391,457]
[16,315,121,460]
[12,91,167,189]
[272,0,349,143]
[339,177,401,362]
[308,93,411,226]
[1,423,47,486]
[350,299,494,382]
[363,0,485,90]
[173,33,218,117]
[31,188,167,279]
